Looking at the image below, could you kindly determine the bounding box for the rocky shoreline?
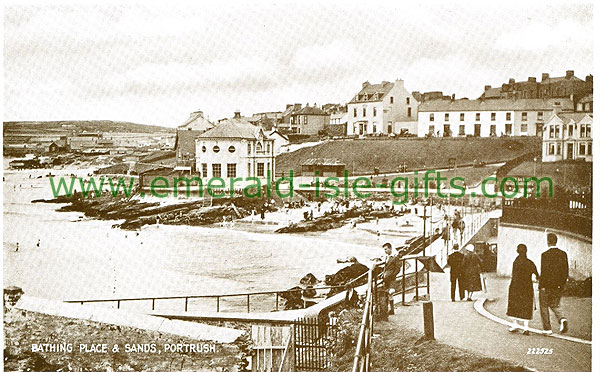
[32,192,269,230]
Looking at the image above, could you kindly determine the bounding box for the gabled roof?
[349,81,394,103]
[268,130,289,141]
[178,111,214,131]
[419,98,574,112]
[198,118,266,140]
[295,106,329,116]
[557,112,592,123]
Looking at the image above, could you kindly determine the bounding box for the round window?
[202,146,206,152]
[213,145,220,153]
[228,145,235,153]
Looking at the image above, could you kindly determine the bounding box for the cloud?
[494,20,592,51]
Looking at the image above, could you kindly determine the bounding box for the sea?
[3,164,418,313]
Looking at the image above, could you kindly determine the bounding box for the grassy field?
[508,160,592,191]
[276,137,541,176]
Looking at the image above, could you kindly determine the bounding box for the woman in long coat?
[462,244,482,300]
[507,244,539,335]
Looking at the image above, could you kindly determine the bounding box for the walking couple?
[447,243,482,302]
[506,233,569,336]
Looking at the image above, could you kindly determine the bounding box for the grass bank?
[330,309,530,372]
[3,308,248,371]
[276,137,541,175]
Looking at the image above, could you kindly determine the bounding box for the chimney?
[451,93,456,102]
[586,75,593,83]
[362,81,369,88]
[286,104,292,110]
[233,111,241,119]
[542,73,549,81]
[484,85,491,91]
[509,78,515,84]
[528,77,536,83]
[552,102,562,116]
[566,70,574,79]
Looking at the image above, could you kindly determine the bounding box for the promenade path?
[389,271,591,372]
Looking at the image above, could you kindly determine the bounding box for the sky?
[3,1,594,127]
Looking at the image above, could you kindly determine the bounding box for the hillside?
[3,120,174,134]
[276,137,542,175]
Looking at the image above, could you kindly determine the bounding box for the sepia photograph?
[2,1,595,371]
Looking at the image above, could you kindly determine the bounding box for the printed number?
[527,348,553,355]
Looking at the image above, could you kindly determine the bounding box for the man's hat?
[382,242,392,249]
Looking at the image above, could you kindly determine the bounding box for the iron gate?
[293,316,338,371]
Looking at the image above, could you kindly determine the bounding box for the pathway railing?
[64,272,370,313]
[352,265,376,372]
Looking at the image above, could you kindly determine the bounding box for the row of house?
[169,70,593,185]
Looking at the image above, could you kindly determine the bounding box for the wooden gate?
[251,324,294,372]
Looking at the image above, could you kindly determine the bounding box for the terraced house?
[417,98,573,137]
[347,79,418,136]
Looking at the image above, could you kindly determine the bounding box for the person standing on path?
[378,242,401,320]
[462,244,482,301]
[507,244,539,335]
[539,233,569,335]
[447,243,465,302]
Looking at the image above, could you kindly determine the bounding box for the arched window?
[247,143,252,155]
[256,142,263,153]
[202,146,206,153]
[228,145,236,153]
[213,145,220,153]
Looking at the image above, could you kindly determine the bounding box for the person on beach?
[461,244,482,301]
[539,233,569,335]
[507,244,539,335]
[447,243,465,302]
[15,242,19,252]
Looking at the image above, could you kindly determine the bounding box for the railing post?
[275,293,279,311]
[415,258,419,301]
[247,294,250,313]
[185,297,188,312]
[216,297,220,312]
[401,259,406,305]
[423,301,435,340]
[117,300,120,309]
[152,299,155,311]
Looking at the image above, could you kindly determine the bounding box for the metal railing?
[64,271,371,313]
[352,265,376,372]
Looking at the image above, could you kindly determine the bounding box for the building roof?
[178,111,214,131]
[556,112,591,123]
[579,92,593,103]
[268,130,289,141]
[481,87,502,99]
[198,118,265,140]
[540,76,583,84]
[349,81,394,103]
[419,98,574,112]
[295,105,329,116]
